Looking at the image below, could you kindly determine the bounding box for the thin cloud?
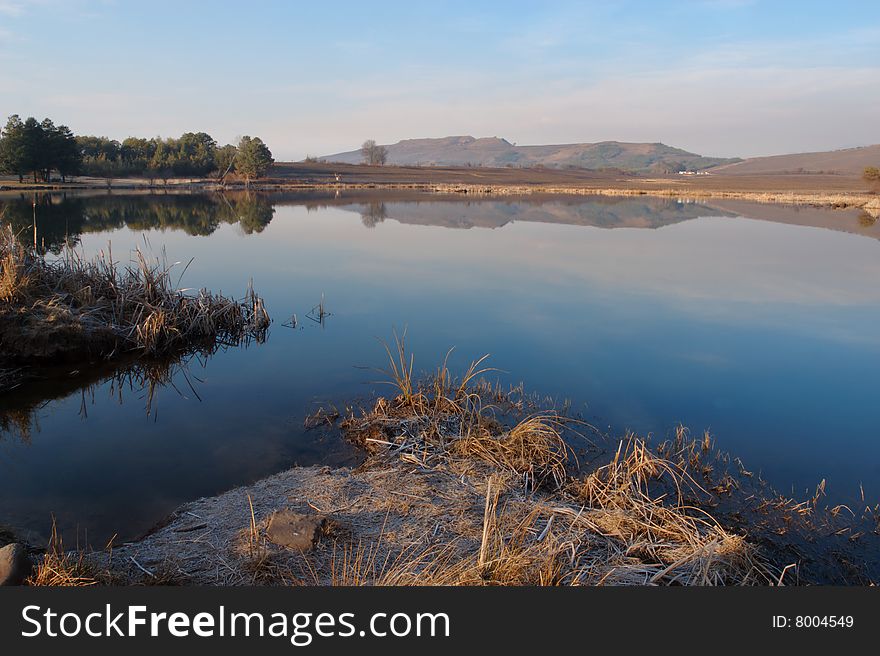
[0,1,26,15]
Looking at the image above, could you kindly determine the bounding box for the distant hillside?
[320,136,738,173]
[711,145,880,175]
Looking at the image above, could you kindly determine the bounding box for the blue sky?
[1,0,878,159]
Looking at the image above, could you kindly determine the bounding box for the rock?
[0,543,32,586]
[265,511,326,551]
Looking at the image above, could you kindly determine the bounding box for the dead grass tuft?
[328,336,776,585]
[26,521,105,587]
[0,225,269,367]
[452,415,571,490]
[568,436,767,585]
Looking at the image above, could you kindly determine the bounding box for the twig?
[130,556,155,578]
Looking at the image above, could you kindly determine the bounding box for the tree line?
[0,114,275,184]
[0,116,80,182]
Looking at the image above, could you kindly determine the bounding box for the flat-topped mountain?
[321,136,737,173]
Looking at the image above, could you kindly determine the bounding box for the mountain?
[710,144,880,175]
[320,136,738,173]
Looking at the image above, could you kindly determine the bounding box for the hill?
[711,144,880,175]
[320,136,738,173]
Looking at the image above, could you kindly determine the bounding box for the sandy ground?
[94,461,493,585]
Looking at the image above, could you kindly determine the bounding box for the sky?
[1,0,878,160]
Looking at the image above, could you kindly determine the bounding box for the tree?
[0,115,29,182]
[175,132,217,176]
[46,123,81,181]
[120,137,158,175]
[236,136,274,187]
[21,117,45,182]
[0,115,81,182]
[148,140,176,184]
[76,135,120,162]
[37,119,81,182]
[360,139,388,166]
[214,144,238,182]
[864,166,880,182]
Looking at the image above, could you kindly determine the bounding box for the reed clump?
[330,335,774,586]
[26,522,105,587]
[341,331,569,491]
[0,226,269,366]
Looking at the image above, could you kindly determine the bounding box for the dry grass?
[566,437,767,585]
[25,519,192,587]
[222,177,878,210]
[376,329,492,417]
[0,225,269,366]
[26,521,104,587]
[296,438,769,586]
[410,184,877,210]
[346,331,570,491]
[452,415,571,491]
[329,337,776,586]
[41,336,868,586]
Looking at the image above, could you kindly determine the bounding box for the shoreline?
[2,179,877,213]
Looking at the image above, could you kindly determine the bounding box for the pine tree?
[236,136,274,187]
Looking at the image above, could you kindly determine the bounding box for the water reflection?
[0,192,275,251]
[359,201,388,228]
[0,352,210,445]
[1,191,879,544]
[2,190,878,250]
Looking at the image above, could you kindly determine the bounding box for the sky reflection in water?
[1,193,878,543]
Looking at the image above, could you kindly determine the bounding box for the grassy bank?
[4,165,878,212]
[0,225,269,383]
[4,182,876,211]
[18,335,877,586]
[332,183,878,210]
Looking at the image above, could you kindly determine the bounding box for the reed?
[0,225,270,365]
[26,520,103,587]
[452,414,571,491]
[331,335,775,586]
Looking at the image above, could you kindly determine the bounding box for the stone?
[265,510,326,551]
[0,543,32,586]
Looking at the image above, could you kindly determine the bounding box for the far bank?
[2,163,877,211]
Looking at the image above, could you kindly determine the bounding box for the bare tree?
[361,139,388,166]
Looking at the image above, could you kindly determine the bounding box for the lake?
[1,190,879,545]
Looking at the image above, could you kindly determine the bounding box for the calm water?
[2,191,879,544]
